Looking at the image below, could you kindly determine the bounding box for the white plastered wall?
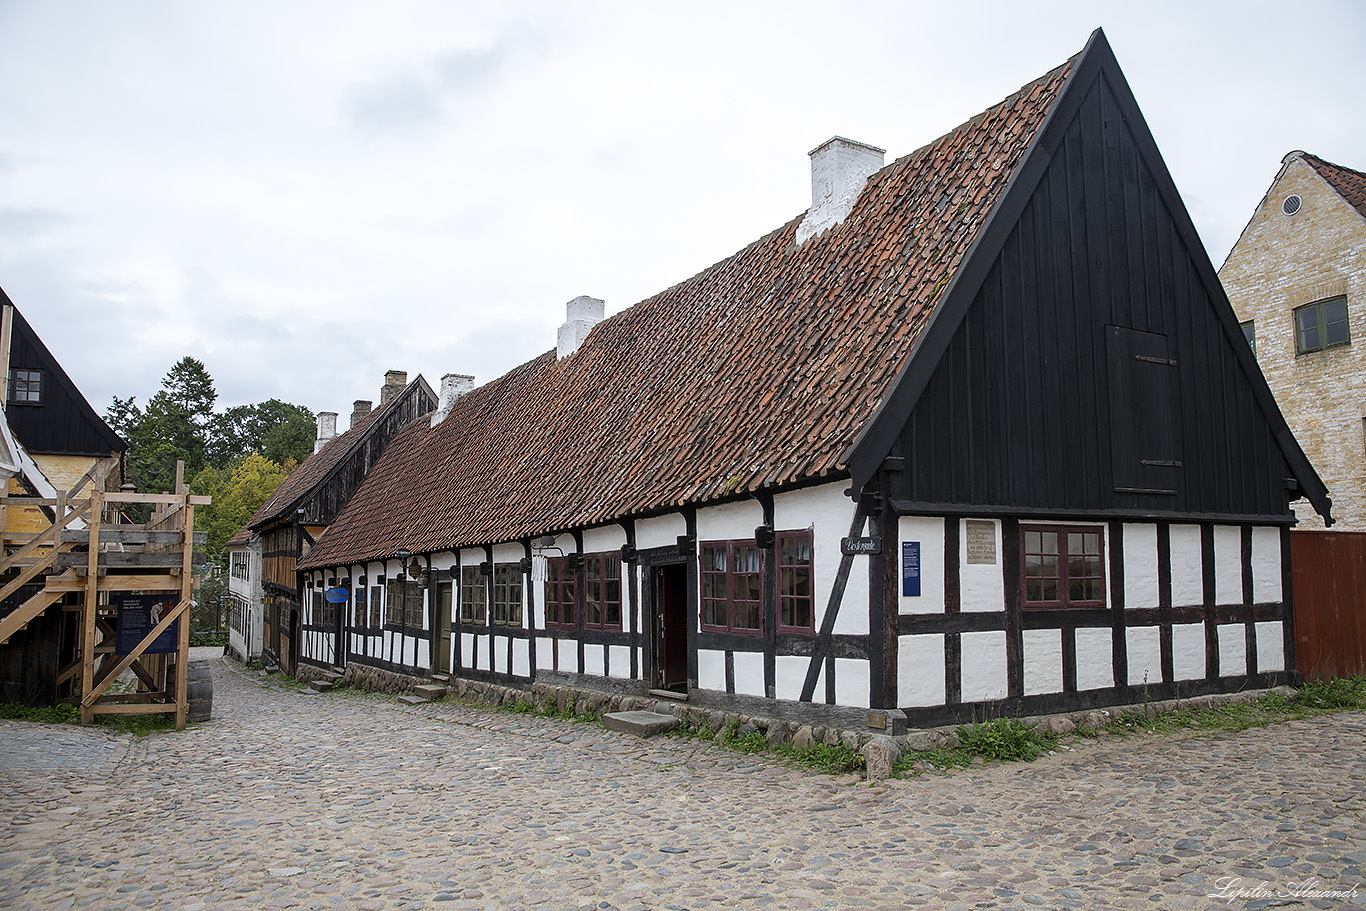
[1251,527,1282,603]
[635,513,685,550]
[1124,523,1159,609]
[1213,526,1243,605]
[1171,622,1206,680]
[960,631,1007,702]
[1074,628,1113,691]
[898,516,945,614]
[1169,524,1204,606]
[960,518,1003,613]
[898,634,945,707]
[1022,629,1062,695]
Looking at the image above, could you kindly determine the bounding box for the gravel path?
[1,653,1362,910]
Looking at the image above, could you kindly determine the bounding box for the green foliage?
[779,742,866,775]
[189,630,227,647]
[209,399,315,469]
[893,748,973,777]
[191,452,292,567]
[97,712,177,736]
[0,702,78,723]
[1295,676,1366,711]
[956,717,1057,762]
[715,721,768,752]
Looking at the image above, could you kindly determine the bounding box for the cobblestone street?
[1,654,1363,911]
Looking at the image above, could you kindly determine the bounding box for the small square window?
[1294,296,1350,354]
[1022,525,1106,609]
[8,369,41,404]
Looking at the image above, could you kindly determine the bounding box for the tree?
[208,399,315,469]
[191,452,292,567]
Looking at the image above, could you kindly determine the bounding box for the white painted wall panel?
[536,637,555,670]
[582,643,604,676]
[512,639,530,677]
[1218,624,1247,676]
[733,651,765,697]
[1124,524,1159,610]
[834,658,869,708]
[898,516,945,614]
[774,655,812,702]
[1169,524,1204,607]
[1255,621,1285,672]
[898,634,945,707]
[491,637,505,674]
[583,525,627,554]
[429,552,457,574]
[1213,526,1243,606]
[1074,628,1113,691]
[697,649,725,692]
[635,513,686,550]
[1171,623,1206,681]
[1127,626,1162,686]
[1251,527,1282,604]
[960,519,1004,613]
[960,631,1007,702]
[415,638,429,671]
[697,499,764,543]
[608,645,631,679]
[1023,629,1063,695]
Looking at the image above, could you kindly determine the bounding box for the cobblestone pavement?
[1,654,1363,911]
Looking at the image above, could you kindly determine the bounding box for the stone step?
[413,684,447,700]
[430,673,451,683]
[308,679,333,692]
[397,694,430,706]
[649,688,688,705]
[603,710,682,738]
[319,668,344,682]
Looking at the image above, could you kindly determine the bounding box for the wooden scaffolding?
[0,460,208,728]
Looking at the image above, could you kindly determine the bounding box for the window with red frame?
[545,557,576,629]
[1022,525,1106,608]
[777,531,814,632]
[700,541,763,634]
[585,554,622,630]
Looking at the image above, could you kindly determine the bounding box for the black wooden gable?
[848,30,1331,525]
[2,290,126,458]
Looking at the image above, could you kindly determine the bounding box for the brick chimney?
[795,137,885,245]
[430,373,476,427]
[350,400,372,429]
[557,296,604,359]
[314,412,338,453]
[379,370,407,406]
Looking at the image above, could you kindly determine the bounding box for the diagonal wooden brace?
[82,597,190,707]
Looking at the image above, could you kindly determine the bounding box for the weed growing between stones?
[715,721,767,753]
[0,702,79,724]
[777,742,866,775]
[497,695,597,723]
[1103,675,1366,737]
[956,717,1058,762]
[96,713,177,737]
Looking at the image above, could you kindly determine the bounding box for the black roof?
[2,286,126,457]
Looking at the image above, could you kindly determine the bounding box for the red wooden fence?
[1291,531,1366,680]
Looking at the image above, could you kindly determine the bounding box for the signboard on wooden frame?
[115,595,181,654]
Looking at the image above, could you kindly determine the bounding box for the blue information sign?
[325,587,350,603]
[902,541,921,597]
[115,595,181,655]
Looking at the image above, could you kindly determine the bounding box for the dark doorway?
[651,564,688,692]
[288,608,300,676]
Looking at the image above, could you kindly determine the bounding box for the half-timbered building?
[242,371,436,673]
[296,31,1330,732]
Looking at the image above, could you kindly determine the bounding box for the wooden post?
[175,494,193,728]
[79,489,101,724]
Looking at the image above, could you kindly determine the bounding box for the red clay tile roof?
[299,56,1075,571]
[226,526,252,547]
[1303,153,1366,221]
[245,380,425,531]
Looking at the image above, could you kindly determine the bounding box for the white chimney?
[556,295,605,359]
[314,412,338,453]
[430,373,476,427]
[795,136,885,246]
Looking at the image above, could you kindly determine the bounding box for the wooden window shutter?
[1106,325,1181,496]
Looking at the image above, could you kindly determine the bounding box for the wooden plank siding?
[1291,531,1366,679]
[894,72,1296,522]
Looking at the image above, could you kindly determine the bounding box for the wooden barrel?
[186,660,213,723]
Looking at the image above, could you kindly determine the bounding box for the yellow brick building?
[1221,152,1366,530]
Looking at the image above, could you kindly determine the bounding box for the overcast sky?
[2,1,1363,425]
